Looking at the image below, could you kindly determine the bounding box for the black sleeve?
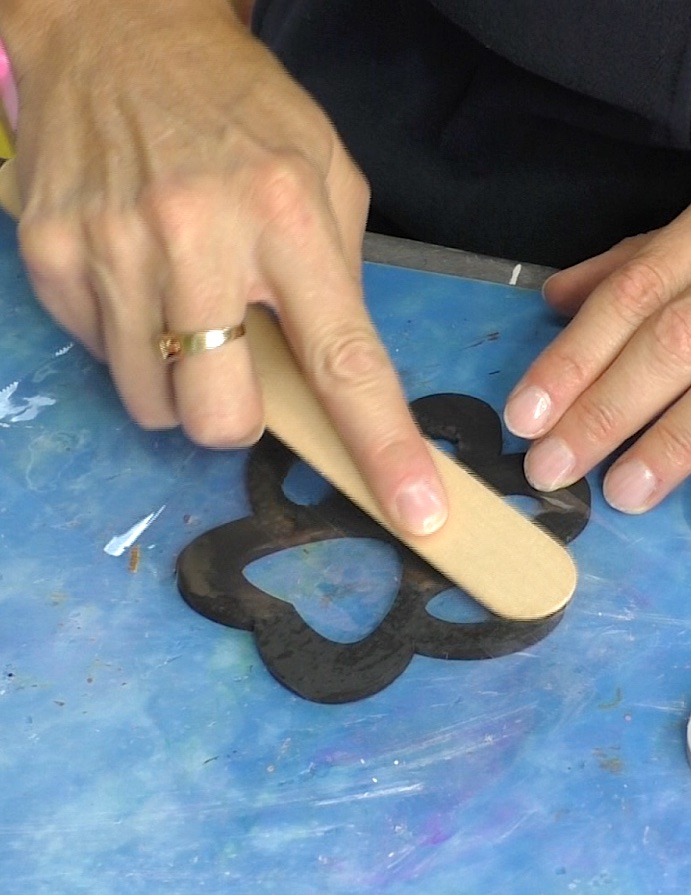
[431,0,691,147]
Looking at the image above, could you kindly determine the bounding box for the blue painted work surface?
[1,210,691,895]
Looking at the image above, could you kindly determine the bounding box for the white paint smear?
[104,506,166,557]
[509,263,522,286]
[0,381,56,423]
[0,345,73,425]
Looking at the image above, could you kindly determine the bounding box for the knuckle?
[119,388,178,432]
[615,232,651,253]
[134,408,179,432]
[141,181,208,250]
[649,303,691,370]
[351,172,371,222]
[183,405,263,450]
[312,324,388,390]
[254,154,321,233]
[574,393,624,446]
[616,235,641,251]
[84,209,141,269]
[342,154,370,207]
[545,346,592,393]
[653,419,691,472]
[18,218,81,284]
[354,169,370,207]
[608,256,670,326]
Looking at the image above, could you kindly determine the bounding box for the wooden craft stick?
[0,158,577,620]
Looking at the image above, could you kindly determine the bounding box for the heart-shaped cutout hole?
[426,587,491,624]
[243,538,402,643]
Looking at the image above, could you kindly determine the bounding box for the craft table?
[1,215,691,894]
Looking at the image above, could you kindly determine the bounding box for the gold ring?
[158,324,246,363]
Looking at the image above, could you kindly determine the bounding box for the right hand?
[1,0,448,535]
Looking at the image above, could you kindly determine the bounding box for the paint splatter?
[0,381,56,423]
[128,546,141,574]
[509,263,522,285]
[594,747,624,774]
[104,506,165,557]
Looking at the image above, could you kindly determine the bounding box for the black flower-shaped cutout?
[176,394,591,702]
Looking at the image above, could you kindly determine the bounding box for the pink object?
[0,39,18,130]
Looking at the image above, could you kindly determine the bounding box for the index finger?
[504,207,691,440]
[257,177,447,537]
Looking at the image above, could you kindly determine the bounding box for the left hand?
[503,206,691,513]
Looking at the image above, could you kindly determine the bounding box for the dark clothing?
[253,1,691,268]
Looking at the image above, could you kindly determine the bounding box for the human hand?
[1,0,447,536]
[503,213,691,513]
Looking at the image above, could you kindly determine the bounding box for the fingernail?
[394,479,448,536]
[604,459,657,513]
[525,437,576,491]
[504,385,552,437]
[541,273,557,297]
